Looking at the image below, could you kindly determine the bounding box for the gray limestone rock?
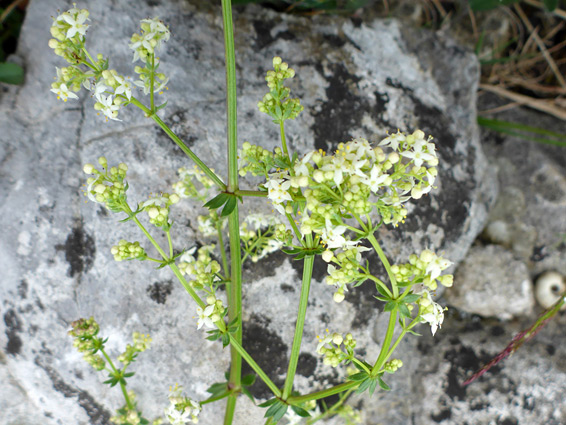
[0,0,494,424]
[445,244,534,320]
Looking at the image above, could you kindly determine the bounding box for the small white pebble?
[535,271,566,310]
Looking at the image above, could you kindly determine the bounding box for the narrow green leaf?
[290,405,311,417]
[383,301,396,312]
[368,377,378,395]
[207,382,227,395]
[242,387,255,403]
[272,404,288,421]
[221,333,230,347]
[375,284,392,299]
[258,398,277,408]
[377,376,390,391]
[242,374,256,386]
[478,116,566,147]
[398,303,411,319]
[402,294,421,303]
[355,378,371,394]
[221,196,237,216]
[204,193,228,209]
[349,372,369,381]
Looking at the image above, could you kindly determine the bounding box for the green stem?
[279,121,290,162]
[224,397,237,425]
[367,275,393,298]
[169,263,206,309]
[235,189,267,198]
[129,97,225,190]
[228,333,281,398]
[150,53,155,112]
[166,229,173,258]
[285,212,302,242]
[99,347,133,411]
[367,233,398,298]
[282,253,314,400]
[217,223,230,281]
[82,47,98,71]
[372,308,398,374]
[124,206,168,260]
[222,1,242,423]
[287,380,359,404]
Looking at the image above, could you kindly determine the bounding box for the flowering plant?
[51,2,455,424]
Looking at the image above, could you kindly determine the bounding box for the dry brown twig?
[480,83,566,120]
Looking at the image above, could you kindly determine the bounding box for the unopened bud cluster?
[391,249,453,291]
[109,391,146,425]
[238,142,280,178]
[141,193,180,229]
[111,240,146,261]
[117,332,152,366]
[178,245,221,291]
[316,330,356,368]
[83,158,129,212]
[68,317,106,371]
[384,359,403,373]
[325,246,370,303]
[258,57,303,123]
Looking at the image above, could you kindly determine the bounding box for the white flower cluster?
[389,249,453,335]
[173,165,216,201]
[83,157,129,212]
[50,5,89,44]
[49,8,171,120]
[130,18,170,94]
[265,132,438,251]
[164,385,201,425]
[129,18,170,63]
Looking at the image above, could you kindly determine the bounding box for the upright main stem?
[282,253,314,400]
[221,0,242,423]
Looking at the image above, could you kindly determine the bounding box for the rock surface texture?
[5,0,563,424]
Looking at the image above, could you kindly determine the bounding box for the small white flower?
[362,164,388,193]
[61,9,89,39]
[265,173,293,214]
[51,84,78,102]
[401,139,436,168]
[113,75,133,100]
[97,94,121,121]
[196,305,215,330]
[321,219,349,250]
[418,290,445,336]
[425,253,453,281]
[379,131,406,151]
